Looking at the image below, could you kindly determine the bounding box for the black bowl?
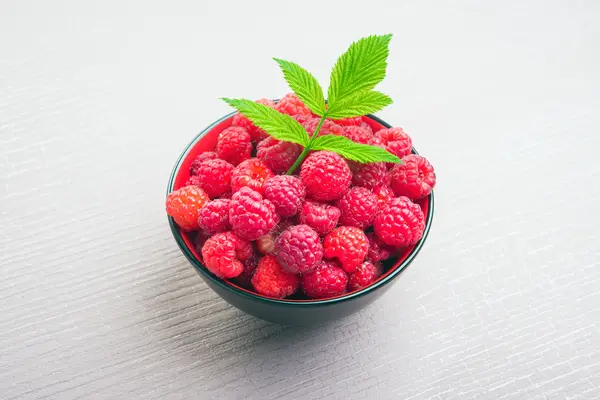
[167,112,435,325]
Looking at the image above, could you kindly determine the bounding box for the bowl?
[167,111,434,325]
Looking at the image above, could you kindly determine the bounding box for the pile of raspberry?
[166,93,436,300]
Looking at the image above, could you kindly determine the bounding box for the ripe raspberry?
[341,125,372,144]
[216,126,252,166]
[229,187,279,240]
[275,93,312,117]
[190,151,218,175]
[348,261,383,291]
[231,158,275,195]
[360,121,374,135]
[232,98,276,142]
[372,184,394,210]
[297,200,340,236]
[301,118,344,137]
[323,226,369,273]
[373,196,425,247]
[193,158,234,198]
[275,224,323,274]
[166,186,210,231]
[300,151,352,201]
[201,231,252,278]
[350,161,388,190]
[184,174,202,188]
[335,187,378,229]
[301,261,348,299]
[366,232,394,262]
[263,175,305,218]
[197,199,231,235]
[256,137,302,175]
[251,255,300,298]
[390,154,436,200]
[373,127,413,159]
[332,116,362,126]
[233,254,259,288]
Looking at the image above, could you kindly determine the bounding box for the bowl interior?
[168,113,433,304]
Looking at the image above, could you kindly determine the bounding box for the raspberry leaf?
[311,135,402,164]
[273,58,326,116]
[222,98,310,147]
[326,90,393,119]
[327,34,392,115]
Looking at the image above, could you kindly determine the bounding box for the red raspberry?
[323,226,369,273]
[192,158,234,198]
[233,254,259,288]
[251,255,300,298]
[360,121,374,135]
[366,232,395,262]
[373,127,413,159]
[301,261,348,299]
[301,118,344,137]
[201,231,253,278]
[231,158,275,195]
[372,184,394,210]
[263,175,305,218]
[275,224,323,274]
[350,161,388,190]
[300,151,352,201]
[335,187,378,229]
[232,98,276,142]
[184,174,202,188]
[373,196,425,247]
[228,187,279,240]
[348,261,383,291]
[297,200,340,236]
[341,125,372,144]
[256,137,302,175]
[216,126,252,166]
[390,154,436,200]
[275,93,312,117]
[331,116,362,126]
[166,186,210,231]
[190,151,218,175]
[197,199,231,235]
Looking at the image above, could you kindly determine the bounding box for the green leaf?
[326,90,392,119]
[273,58,326,116]
[327,34,392,114]
[311,135,402,164]
[222,98,310,147]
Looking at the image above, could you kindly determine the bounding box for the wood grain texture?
[1,1,599,399]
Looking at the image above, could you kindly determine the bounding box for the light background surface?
[1,1,600,399]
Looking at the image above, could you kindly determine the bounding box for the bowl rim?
[167,111,435,307]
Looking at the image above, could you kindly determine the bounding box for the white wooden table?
[2,1,599,399]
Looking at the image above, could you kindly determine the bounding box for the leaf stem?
[286,112,328,175]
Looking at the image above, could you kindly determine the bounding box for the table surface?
[2,1,600,399]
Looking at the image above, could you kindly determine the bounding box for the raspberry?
[233,254,259,288]
[373,127,413,159]
[201,231,252,278]
[166,186,210,231]
[300,151,352,201]
[197,199,231,234]
[272,218,295,237]
[216,126,252,166]
[184,174,202,188]
[256,234,276,254]
[190,151,218,175]
[348,261,383,291]
[275,93,312,117]
[301,118,344,137]
[335,187,378,229]
[232,98,276,142]
[372,184,394,210]
[192,158,234,198]
[263,175,305,218]
[366,232,394,262]
[332,116,362,126]
[341,125,372,144]
[301,261,348,299]
[256,137,302,175]
[231,158,275,195]
[275,224,323,274]
[251,255,300,298]
[360,121,374,135]
[297,200,340,236]
[350,161,388,190]
[373,196,425,247]
[229,187,279,241]
[323,226,369,273]
[390,154,436,200]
